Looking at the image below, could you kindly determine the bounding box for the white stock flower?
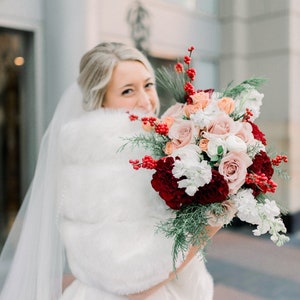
[231,189,260,224]
[234,87,264,121]
[226,134,247,152]
[190,101,221,128]
[259,199,281,218]
[172,145,212,196]
[231,190,290,246]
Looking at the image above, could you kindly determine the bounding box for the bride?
[0,42,233,299]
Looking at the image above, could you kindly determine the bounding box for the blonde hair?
[78,42,157,111]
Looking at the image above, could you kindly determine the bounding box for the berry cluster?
[128,114,139,121]
[155,123,169,135]
[184,82,195,96]
[141,116,157,127]
[245,172,277,194]
[129,155,157,170]
[271,155,288,166]
[243,108,254,121]
[128,115,169,135]
[174,45,198,104]
[175,62,184,73]
[186,68,196,81]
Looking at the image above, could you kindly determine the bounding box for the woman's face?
[103,61,158,113]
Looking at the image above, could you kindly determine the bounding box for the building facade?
[0,0,299,242]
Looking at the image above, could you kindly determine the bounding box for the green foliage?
[222,77,267,99]
[156,202,226,270]
[119,132,169,158]
[156,66,186,103]
[267,147,290,180]
[273,166,290,181]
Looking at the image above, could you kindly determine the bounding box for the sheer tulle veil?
[0,83,85,299]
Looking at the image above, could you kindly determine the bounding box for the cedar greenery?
[119,133,169,158]
[156,202,227,270]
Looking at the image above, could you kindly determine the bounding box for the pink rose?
[161,102,184,119]
[219,151,252,194]
[235,122,255,145]
[207,114,236,137]
[168,119,195,149]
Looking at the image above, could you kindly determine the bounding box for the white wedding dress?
[58,109,214,300]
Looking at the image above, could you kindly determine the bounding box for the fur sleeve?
[58,109,180,295]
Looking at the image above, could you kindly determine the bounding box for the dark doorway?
[0,28,30,247]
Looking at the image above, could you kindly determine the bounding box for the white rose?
[226,135,247,152]
[206,137,226,158]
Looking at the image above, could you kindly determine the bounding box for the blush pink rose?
[162,116,175,129]
[161,102,184,119]
[235,122,255,145]
[219,151,252,194]
[168,119,195,149]
[207,114,236,137]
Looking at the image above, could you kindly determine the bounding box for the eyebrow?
[119,77,153,90]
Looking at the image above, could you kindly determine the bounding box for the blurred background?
[0,0,299,298]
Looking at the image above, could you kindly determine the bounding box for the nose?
[137,90,152,112]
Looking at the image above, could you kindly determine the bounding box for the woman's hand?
[62,274,76,291]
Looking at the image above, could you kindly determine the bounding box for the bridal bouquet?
[122,46,289,265]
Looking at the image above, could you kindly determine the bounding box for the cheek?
[150,90,159,107]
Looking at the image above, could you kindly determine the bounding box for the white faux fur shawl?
[58,109,176,295]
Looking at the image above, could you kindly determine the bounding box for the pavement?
[206,225,300,300]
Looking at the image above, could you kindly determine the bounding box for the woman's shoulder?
[60,109,133,136]
[58,108,143,164]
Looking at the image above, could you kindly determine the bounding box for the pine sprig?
[119,132,169,158]
[267,147,290,180]
[222,77,267,99]
[273,166,290,180]
[156,66,186,103]
[156,202,225,270]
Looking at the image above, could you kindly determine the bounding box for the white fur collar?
[59,108,147,164]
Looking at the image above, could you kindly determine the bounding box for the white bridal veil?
[0,83,85,299]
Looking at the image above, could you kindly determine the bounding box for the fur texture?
[58,109,213,299]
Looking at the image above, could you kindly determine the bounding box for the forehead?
[110,61,152,84]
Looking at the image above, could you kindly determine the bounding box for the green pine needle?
[156,66,187,103]
[156,202,226,270]
[119,132,169,158]
[222,77,267,99]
